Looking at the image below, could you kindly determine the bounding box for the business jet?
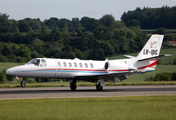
[6,34,169,91]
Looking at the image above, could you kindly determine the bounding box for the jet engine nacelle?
[104,61,129,71]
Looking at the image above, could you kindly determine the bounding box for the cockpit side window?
[41,59,47,66]
[28,59,40,66]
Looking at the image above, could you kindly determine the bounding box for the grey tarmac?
[0,85,176,99]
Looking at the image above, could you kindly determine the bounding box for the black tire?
[70,84,77,91]
[70,79,77,91]
[21,81,26,87]
[96,84,103,91]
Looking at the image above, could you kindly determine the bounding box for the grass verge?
[0,96,176,120]
[1,81,176,88]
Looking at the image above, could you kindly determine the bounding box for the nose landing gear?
[20,78,27,87]
[21,80,26,87]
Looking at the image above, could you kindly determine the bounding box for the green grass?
[0,62,23,71]
[0,82,96,88]
[1,81,176,88]
[0,96,176,120]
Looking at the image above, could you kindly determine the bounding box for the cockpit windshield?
[27,59,40,66]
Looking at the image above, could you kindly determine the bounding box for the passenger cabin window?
[90,63,93,68]
[74,63,77,67]
[63,62,67,67]
[69,62,72,67]
[28,59,40,66]
[85,63,88,68]
[41,59,47,66]
[79,63,82,67]
[58,62,61,66]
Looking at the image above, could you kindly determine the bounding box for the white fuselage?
[6,57,156,81]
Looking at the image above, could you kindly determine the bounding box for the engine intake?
[104,62,109,70]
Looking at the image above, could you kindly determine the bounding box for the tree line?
[0,6,176,63]
[121,6,176,29]
[0,12,148,62]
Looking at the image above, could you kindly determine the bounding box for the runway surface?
[0,85,176,99]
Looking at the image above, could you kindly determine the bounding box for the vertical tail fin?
[135,34,164,73]
[137,34,164,61]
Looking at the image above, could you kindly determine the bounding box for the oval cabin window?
[63,62,67,67]
[69,62,72,67]
[90,63,93,68]
[85,63,88,68]
[74,63,77,67]
[79,63,82,67]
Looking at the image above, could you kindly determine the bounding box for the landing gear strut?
[21,78,26,87]
[70,79,77,91]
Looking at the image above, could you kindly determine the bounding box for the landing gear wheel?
[70,79,77,91]
[21,80,26,87]
[70,84,77,91]
[96,84,103,91]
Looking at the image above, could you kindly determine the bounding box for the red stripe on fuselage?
[138,60,157,70]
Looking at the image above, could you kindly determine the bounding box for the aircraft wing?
[74,70,140,82]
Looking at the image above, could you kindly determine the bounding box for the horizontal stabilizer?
[138,54,171,62]
[123,55,136,59]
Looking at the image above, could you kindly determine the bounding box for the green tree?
[157,27,166,34]
[72,18,82,30]
[153,72,171,81]
[32,39,45,54]
[80,17,101,31]
[24,18,42,30]
[13,26,20,33]
[18,22,32,32]
[74,49,83,59]
[44,17,57,30]
[49,27,62,41]
[0,70,6,83]
[109,21,126,30]
[172,72,176,80]
[126,19,140,27]
[16,46,31,59]
[2,44,13,56]
[173,59,176,65]
[99,14,115,27]
[0,13,12,33]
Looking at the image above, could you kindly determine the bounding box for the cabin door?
[55,61,62,77]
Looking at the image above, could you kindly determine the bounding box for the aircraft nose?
[6,68,14,76]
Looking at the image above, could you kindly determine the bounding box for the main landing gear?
[69,79,104,91]
[96,84,103,91]
[96,79,104,91]
[70,79,77,91]
[96,83,103,91]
